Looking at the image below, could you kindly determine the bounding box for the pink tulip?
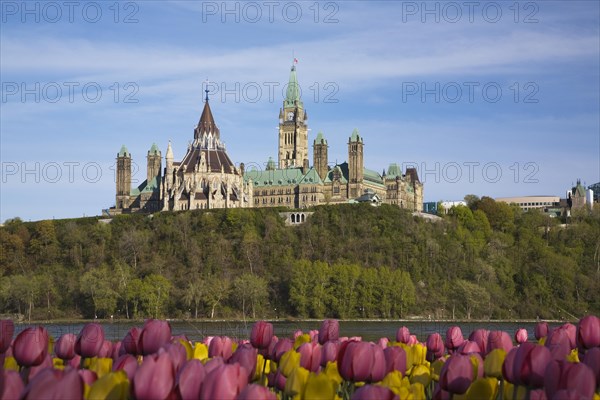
[383,345,407,375]
[271,338,292,362]
[111,340,123,359]
[133,351,175,400]
[512,342,551,388]
[426,333,445,361]
[21,368,83,400]
[582,347,600,388]
[237,384,277,400]
[318,319,339,344]
[457,340,480,355]
[545,360,596,400]
[468,329,489,355]
[208,336,234,361]
[162,342,187,373]
[113,354,138,381]
[123,327,141,355]
[560,323,577,349]
[0,320,14,353]
[261,335,278,359]
[338,341,386,383]
[78,369,98,386]
[535,322,549,340]
[351,384,396,400]
[27,354,53,381]
[97,340,113,358]
[502,347,518,383]
[377,337,389,349]
[250,321,273,349]
[320,340,340,367]
[297,342,321,372]
[432,385,452,400]
[54,333,77,360]
[139,319,172,355]
[529,388,547,400]
[176,359,206,400]
[200,363,248,399]
[486,330,513,354]
[407,335,418,345]
[445,326,464,352]
[75,323,105,358]
[545,328,571,361]
[577,315,600,351]
[229,343,258,381]
[515,328,528,344]
[13,326,49,367]
[439,354,473,395]
[396,326,410,344]
[272,371,287,391]
[1,370,24,400]
[293,330,303,339]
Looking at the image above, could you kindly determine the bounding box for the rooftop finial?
[204,78,210,102]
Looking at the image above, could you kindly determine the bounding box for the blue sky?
[1,0,599,221]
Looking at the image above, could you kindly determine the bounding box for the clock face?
[287,111,294,121]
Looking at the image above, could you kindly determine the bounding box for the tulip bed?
[1,316,599,399]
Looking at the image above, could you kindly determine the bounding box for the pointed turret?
[195,89,220,140]
[166,141,173,160]
[313,131,328,180]
[284,64,303,109]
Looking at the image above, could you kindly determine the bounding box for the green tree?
[141,274,172,318]
[80,266,118,318]
[233,273,268,319]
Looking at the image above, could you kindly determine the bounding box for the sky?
[1,0,599,222]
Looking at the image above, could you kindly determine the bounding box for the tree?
[183,276,204,319]
[289,260,312,317]
[453,279,490,319]
[204,275,230,319]
[233,273,268,319]
[80,266,118,318]
[141,274,172,318]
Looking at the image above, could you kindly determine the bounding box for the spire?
[350,128,362,143]
[148,143,160,156]
[118,145,129,157]
[166,141,173,160]
[266,157,276,171]
[196,94,220,140]
[285,64,303,109]
[314,131,327,145]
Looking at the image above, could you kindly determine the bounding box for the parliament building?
[109,64,423,215]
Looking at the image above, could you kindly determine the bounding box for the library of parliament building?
[109,65,423,215]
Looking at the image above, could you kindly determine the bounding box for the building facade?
[109,64,423,214]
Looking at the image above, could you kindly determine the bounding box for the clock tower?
[278,63,308,169]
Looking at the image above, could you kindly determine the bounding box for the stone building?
[246,64,423,210]
[109,91,251,215]
[109,64,423,214]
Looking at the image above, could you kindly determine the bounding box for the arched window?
[291,214,296,223]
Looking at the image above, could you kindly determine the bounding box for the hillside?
[1,199,599,321]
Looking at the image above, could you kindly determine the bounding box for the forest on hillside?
[1,197,599,321]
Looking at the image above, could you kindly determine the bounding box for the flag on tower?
[294,58,298,64]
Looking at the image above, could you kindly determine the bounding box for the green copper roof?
[245,166,322,187]
[314,132,327,145]
[364,167,385,187]
[350,128,362,142]
[284,65,303,109]
[118,145,129,157]
[131,176,160,196]
[266,157,276,171]
[324,163,349,184]
[149,143,160,155]
[387,163,401,177]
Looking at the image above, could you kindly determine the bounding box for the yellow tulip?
[410,382,425,399]
[254,354,270,382]
[279,350,301,378]
[52,357,65,370]
[466,377,498,400]
[380,371,405,394]
[484,349,506,378]
[4,356,18,371]
[398,343,414,371]
[410,364,431,387]
[193,343,208,361]
[88,357,113,379]
[469,354,483,381]
[88,370,130,400]
[538,337,547,346]
[431,358,445,382]
[566,348,579,363]
[304,372,337,400]
[294,334,311,350]
[83,383,91,400]
[285,366,309,397]
[410,344,427,366]
[324,361,343,386]
[178,338,193,360]
[503,381,527,400]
